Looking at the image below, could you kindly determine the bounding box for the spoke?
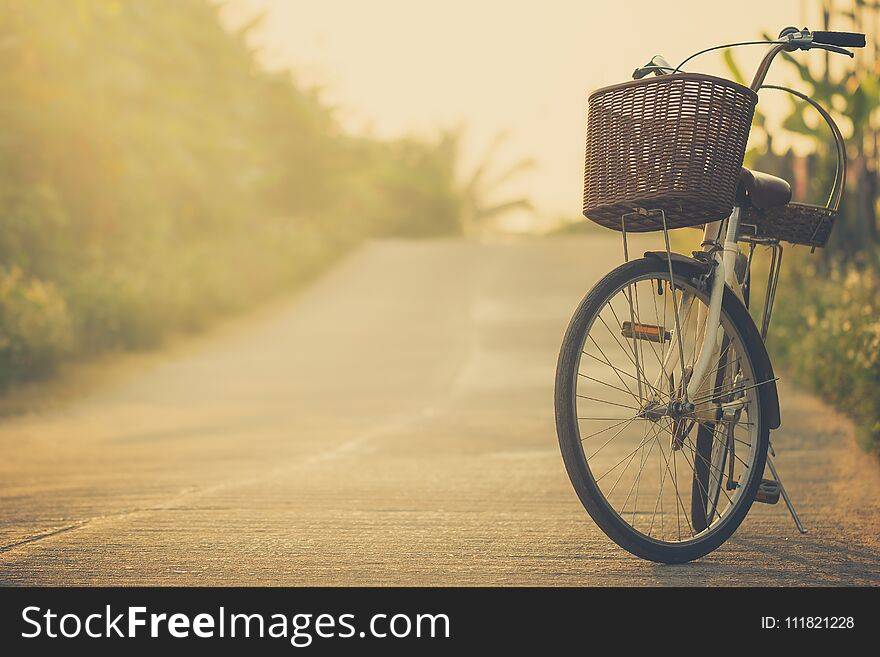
[586,414,643,461]
[622,420,658,526]
[673,446,681,540]
[689,414,756,430]
[730,424,755,448]
[608,288,654,396]
[690,294,700,377]
[648,422,672,539]
[578,373,644,400]
[606,420,654,500]
[694,352,741,396]
[681,438,733,504]
[683,435,720,525]
[658,291,696,395]
[704,341,736,383]
[594,430,661,483]
[598,310,640,374]
[641,280,669,373]
[666,260,690,397]
[606,445,642,500]
[582,350,665,397]
[689,377,778,405]
[630,280,665,404]
[584,336,640,402]
[659,435,665,539]
[682,434,735,509]
[617,279,647,400]
[576,394,642,412]
[652,429,695,539]
[580,417,638,447]
[710,356,738,384]
[730,448,752,470]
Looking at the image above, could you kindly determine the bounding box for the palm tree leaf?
[723,49,747,86]
[463,130,512,196]
[474,197,534,221]
[484,157,538,192]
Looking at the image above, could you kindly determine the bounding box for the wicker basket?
[583,73,758,232]
[740,203,836,248]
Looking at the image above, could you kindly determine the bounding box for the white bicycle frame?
[688,209,741,402]
[646,209,741,406]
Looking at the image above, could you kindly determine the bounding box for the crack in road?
[0,521,91,553]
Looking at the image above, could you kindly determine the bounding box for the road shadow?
[647,533,880,586]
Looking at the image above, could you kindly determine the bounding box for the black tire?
[691,423,715,532]
[555,256,769,564]
[691,333,732,533]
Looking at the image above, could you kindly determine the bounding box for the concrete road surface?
[0,235,877,585]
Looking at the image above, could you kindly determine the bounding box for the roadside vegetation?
[0,1,529,389]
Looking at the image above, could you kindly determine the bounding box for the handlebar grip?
[812,31,866,48]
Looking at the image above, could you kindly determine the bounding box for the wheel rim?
[572,271,761,546]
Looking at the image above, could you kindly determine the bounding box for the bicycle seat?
[737,167,792,210]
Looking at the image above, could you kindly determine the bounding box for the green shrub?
[768,254,880,452]
[0,267,72,384]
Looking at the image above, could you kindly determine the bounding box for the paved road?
[0,235,877,585]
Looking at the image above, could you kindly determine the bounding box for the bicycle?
[554,27,867,563]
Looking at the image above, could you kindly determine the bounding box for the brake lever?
[632,65,675,79]
[811,42,854,58]
[632,55,676,80]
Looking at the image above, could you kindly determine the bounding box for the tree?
[455,129,536,238]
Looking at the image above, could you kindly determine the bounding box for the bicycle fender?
[643,251,781,430]
[644,250,712,273]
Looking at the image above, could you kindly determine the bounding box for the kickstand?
[767,442,808,534]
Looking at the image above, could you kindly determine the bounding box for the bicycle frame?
[686,210,742,403]
[653,42,804,406]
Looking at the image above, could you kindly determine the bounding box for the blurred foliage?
[769,259,880,451]
[457,130,536,237]
[726,1,879,451]
[0,0,527,388]
[0,265,71,378]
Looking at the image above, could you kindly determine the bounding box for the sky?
[224,0,835,230]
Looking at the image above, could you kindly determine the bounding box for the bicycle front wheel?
[555,256,769,563]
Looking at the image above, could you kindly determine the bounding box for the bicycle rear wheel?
[555,256,769,563]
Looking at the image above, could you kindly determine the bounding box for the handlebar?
[778,26,864,56]
[630,27,867,87]
[750,27,866,89]
[811,30,866,48]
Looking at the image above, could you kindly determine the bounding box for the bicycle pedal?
[621,321,671,344]
[754,478,781,505]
